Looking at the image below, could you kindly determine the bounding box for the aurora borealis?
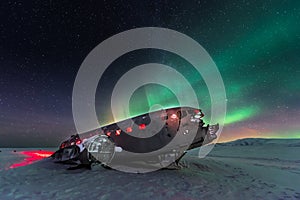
[0,0,299,147]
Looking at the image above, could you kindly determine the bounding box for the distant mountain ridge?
[218,138,300,147]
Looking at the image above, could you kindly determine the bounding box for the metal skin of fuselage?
[52,107,219,170]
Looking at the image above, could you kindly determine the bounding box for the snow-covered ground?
[0,138,299,200]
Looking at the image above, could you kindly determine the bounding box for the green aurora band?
[98,1,300,139]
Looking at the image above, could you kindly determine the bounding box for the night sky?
[0,0,299,147]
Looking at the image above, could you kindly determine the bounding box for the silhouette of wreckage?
[51,107,219,171]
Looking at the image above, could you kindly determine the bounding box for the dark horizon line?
[1,137,299,148]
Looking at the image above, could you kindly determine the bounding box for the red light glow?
[106,132,111,136]
[170,114,177,119]
[126,127,133,133]
[9,150,54,169]
[139,124,146,130]
[116,129,121,135]
[76,139,82,145]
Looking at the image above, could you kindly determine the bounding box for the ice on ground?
[0,138,299,200]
